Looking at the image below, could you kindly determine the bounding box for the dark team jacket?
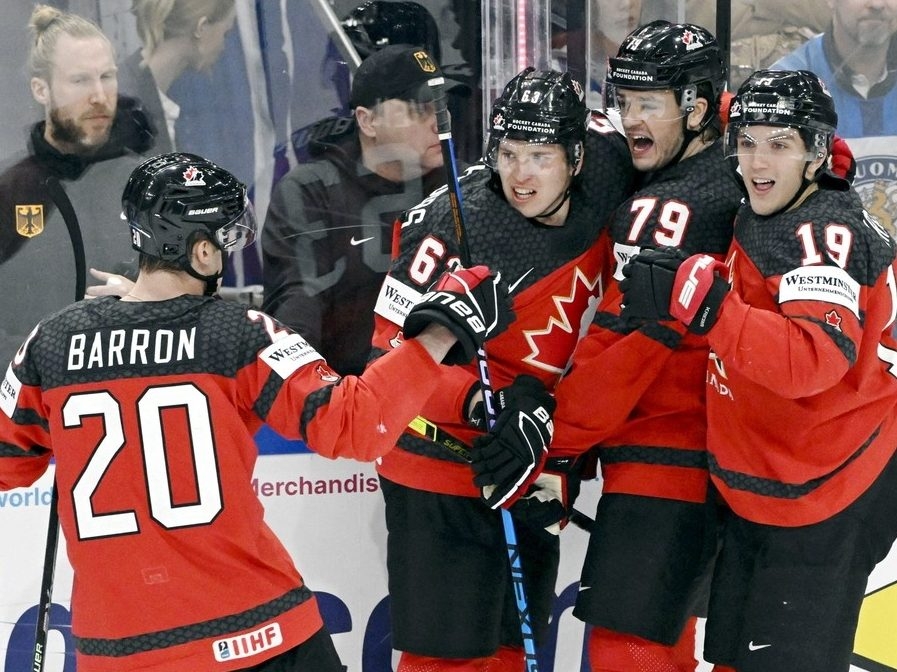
[0,99,154,364]
[553,140,744,503]
[705,187,897,526]
[370,113,636,497]
[0,295,445,671]
[261,118,447,375]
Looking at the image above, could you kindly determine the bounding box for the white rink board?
[1,452,895,671]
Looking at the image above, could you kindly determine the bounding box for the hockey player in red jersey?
[369,69,636,671]
[549,20,744,672]
[0,152,508,672]
[621,69,897,672]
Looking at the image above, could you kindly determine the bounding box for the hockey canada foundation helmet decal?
[606,20,726,94]
[122,152,257,263]
[725,69,838,158]
[486,67,589,167]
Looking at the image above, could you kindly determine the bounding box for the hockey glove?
[403,265,512,365]
[511,456,583,537]
[471,375,555,509]
[669,254,729,334]
[619,246,687,323]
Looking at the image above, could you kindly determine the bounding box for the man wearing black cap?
[261,44,448,376]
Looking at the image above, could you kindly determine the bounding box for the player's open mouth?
[751,178,774,193]
[629,135,653,152]
[513,188,535,200]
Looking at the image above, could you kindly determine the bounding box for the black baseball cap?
[349,44,444,108]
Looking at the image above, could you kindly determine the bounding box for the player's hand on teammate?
[510,456,582,536]
[471,375,555,509]
[620,247,729,335]
[84,268,134,299]
[403,265,513,365]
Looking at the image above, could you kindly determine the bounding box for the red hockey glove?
[472,375,555,509]
[619,246,687,323]
[830,135,856,183]
[669,254,729,334]
[403,265,512,365]
[510,456,582,536]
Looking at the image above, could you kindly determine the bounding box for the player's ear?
[686,97,709,132]
[191,238,217,271]
[570,142,584,177]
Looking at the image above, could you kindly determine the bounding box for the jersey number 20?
[65,383,221,540]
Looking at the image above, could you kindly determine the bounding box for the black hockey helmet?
[486,67,589,168]
[725,69,838,159]
[605,20,726,120]
[122,152,256,264]
[341,1,441,62]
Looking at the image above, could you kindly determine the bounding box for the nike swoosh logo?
[748,641,772,651]
[508,267,535,292]
[350,236,375,246]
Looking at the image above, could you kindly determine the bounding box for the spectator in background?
[0,4,153,364]
[261,45,448,376]
[773,0,897,237]
[118,0,238,153]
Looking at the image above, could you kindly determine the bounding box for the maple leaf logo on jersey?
[183,166,206,186]
[390,330,405,349]
[522,267,601,375]
[314,364,340,382]
[825,310,843,331]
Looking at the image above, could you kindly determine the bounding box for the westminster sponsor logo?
[778,266,860,316]
[67,327,197,370]
[0,365,22,418]
[260,332,322,378]
[374,275,422,325]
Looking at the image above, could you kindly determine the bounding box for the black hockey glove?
[619,246,686,323]
[471,375,555,509]
[668,254,729,334]
[510,456,582,537]
[403,265,512,365]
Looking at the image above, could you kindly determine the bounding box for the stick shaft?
[428,76,541,670]
[33,482,59,672]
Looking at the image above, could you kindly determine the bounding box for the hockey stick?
[427,76,541,671]
[408,415,595,532]
[33,482,59,672]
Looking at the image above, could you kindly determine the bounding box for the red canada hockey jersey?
[552,141,743,503]
[705,187,897,526]
[371,116,636,497]
[0,294,443,671]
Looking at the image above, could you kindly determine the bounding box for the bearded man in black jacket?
[0,4,155,363]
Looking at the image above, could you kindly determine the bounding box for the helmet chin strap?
[534,187,572,221]
[180,251,224,297]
